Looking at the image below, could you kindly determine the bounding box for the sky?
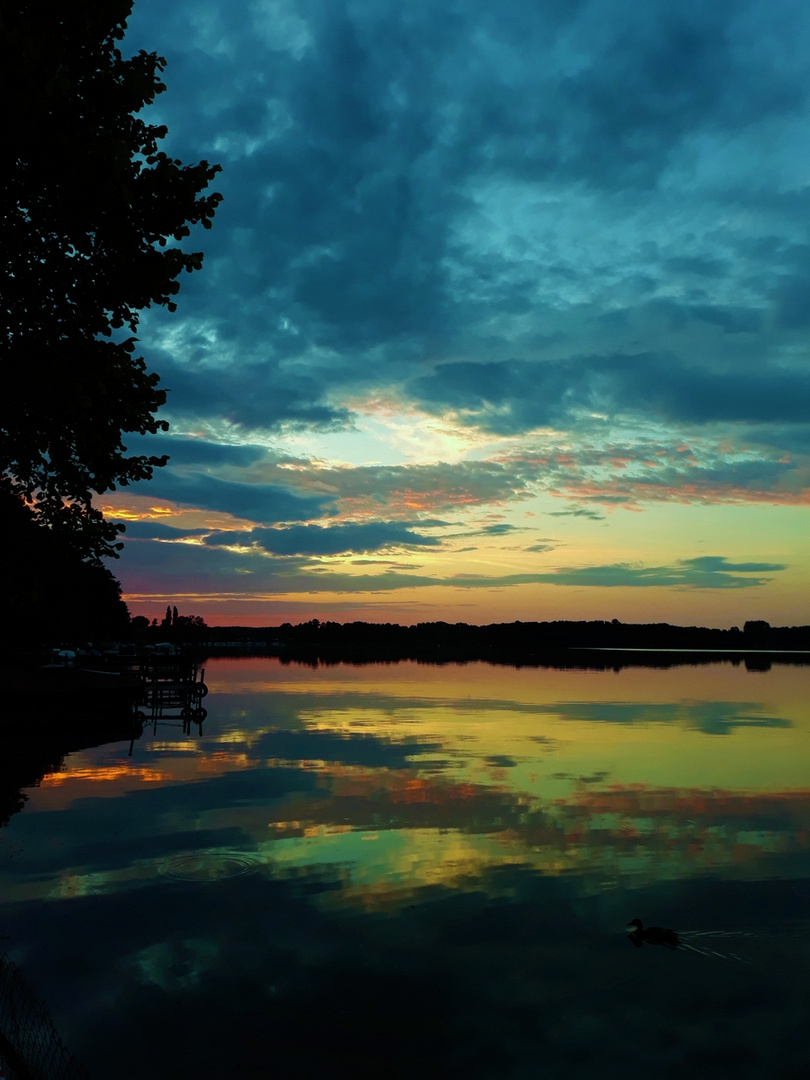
[105,0,810,628]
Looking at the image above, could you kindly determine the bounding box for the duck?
[626,917,680,950]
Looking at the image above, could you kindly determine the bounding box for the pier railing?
[135,655,208,727]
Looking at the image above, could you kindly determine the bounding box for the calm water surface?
[1,657,809,1078]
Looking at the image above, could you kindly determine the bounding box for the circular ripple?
[162,851,263,882]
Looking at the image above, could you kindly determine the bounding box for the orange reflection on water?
[40,765,172,787]
[394,776,479,805]
[197,750,252,773]
[29,741,266,815]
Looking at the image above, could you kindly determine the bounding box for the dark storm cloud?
[450,5,797,191]
[151,354,349,431]
[607,357,810,425]
[112,539,313,598]
[205,522,442,556]
[681,305,762,335]
[98,0,810,609]
[115,0,810,452]
[407,354,810,434]
[124,0,467,392]
[129,434,270,468]
[131,471,333,523]
[117,521,211,541]
[664,255,730,278]
[742,423,810,457]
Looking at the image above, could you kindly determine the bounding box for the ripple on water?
[161,851,264,882]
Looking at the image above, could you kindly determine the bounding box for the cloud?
[121,540,784,597]
[547,507,606,521]
[553,454,809,508]
[476,523,519,536]
[205,522,442,556]
[152,355,350,431]
[501,438,810,509]
[681,556,787,574]
[528,555,786,589]
[130,471,333,524]
[406,353,810,435]
[120,457,537,532]
[350,560,423,569]
[128,435,271,468]
[107,0,810,619]
[117,0,810,449]
[251,459,536,519]
[117,522,212,541]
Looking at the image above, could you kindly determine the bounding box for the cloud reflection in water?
[2,658,807,908]
[1,658,809,1079]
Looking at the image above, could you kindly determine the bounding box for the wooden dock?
[135,654,208,729]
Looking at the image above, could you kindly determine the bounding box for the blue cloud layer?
[103,0,810,611]
[116,0,810,452]
[121,542,784,596]
[136,471,333,524]
[205,522,442,556]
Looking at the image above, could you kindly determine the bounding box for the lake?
[1,656,809,1079]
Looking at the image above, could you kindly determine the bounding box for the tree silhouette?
[0,479,130,649]
[1,0,222,560]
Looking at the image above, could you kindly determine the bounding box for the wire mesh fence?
[0,955,89,1080]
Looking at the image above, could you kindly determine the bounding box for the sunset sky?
[106,0,810,628]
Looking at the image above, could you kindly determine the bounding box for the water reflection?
[3,658,808,904]
[0,657,808,1078]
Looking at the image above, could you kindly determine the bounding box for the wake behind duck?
[626,918,756,963]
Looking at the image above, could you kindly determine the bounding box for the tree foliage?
[1,0,222,560]
[0,479,130,649]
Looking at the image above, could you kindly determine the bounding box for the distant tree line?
[183,617,810,664]
[130,605,208,642]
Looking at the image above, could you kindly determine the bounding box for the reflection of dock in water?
[135,655,208,731]
[0,953,88,1080]
[6,652,209,734]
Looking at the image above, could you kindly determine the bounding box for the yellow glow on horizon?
[108,467,809,626]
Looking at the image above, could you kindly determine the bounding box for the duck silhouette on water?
[626,918,680,950]
[627,918,767,964]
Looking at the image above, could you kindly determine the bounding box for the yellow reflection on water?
[5,656,808,909]
[207,656,809,794]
